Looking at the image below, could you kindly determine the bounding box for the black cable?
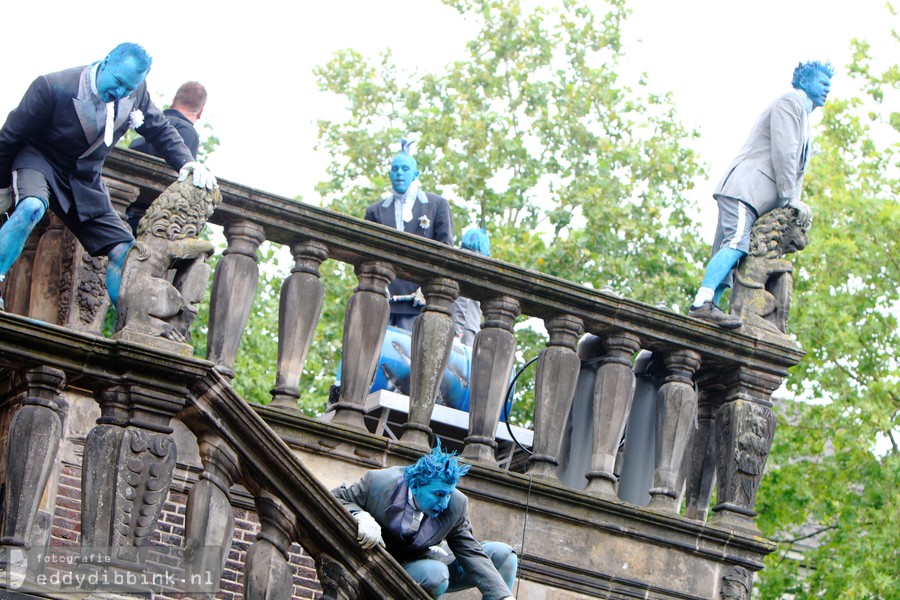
[501,355,539,455]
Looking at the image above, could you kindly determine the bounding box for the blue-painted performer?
[688,60,831,328]
[332,445,517,599]
[364,139,453,332]
[451,227,491,346]
[0,42,216,312]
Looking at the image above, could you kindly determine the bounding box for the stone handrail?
[0,310,428,599]
[105,150,802,530]
[0,148,806,597]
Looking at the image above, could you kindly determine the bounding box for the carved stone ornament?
[113,178,222,353]
[730,205,810,335]
[719,565,752,600]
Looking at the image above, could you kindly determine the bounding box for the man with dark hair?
[333,445,517,599]
[130,80,207,159]
[689,60,833,328]
[364,139,453,332]
[0,42,215,311]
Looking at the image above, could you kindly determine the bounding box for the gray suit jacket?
[714,88,811,216]
[333,466,510,598]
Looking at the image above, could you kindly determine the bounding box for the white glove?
[178,161,218,190]
[0,187,12,214]
[412,287,427,308]
[784,198,811,225]
[353,511,384,550]
[425,545,450,560]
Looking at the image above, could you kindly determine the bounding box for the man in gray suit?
[689,61,832,328]
[333,445,517,599]
[364,139,453,332]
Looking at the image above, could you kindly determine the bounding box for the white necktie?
[104,102,115,146]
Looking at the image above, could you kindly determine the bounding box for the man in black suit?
[364,140,453,331]
[0,42,215,311]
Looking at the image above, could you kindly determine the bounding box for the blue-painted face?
[389,153,420,194]
[799,71,831,108]
[96,55,148,103]
[411,480,455,518]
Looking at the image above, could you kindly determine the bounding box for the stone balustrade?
[0,149,805,598]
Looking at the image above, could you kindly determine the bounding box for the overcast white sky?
[1,0,896,237]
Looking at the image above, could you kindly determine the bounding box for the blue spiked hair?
[403,443,470,489]
[791,60,834,89]
[460,228,490,257]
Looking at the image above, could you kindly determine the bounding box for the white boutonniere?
[419,215,431,230]
[129,109,144,129]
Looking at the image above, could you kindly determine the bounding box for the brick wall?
[47,462,322,599]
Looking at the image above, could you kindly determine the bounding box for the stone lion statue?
[729,206,811,334]
[114,179,222,348]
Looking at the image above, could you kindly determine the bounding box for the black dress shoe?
[689,301,742,329]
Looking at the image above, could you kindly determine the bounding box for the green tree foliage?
[755,33,900,598]
[312,0,706,421]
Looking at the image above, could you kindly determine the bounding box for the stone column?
[0,366,67,547]
[648,349,702,511]
[683,383,726,521]
[80,385,184,567]
[526,315,584,481]
[709,367,783,534]
[206,220,266,379]
[583,332,641,497]
[270,240,329,409]
[401,277,459,450]
[330,261,394,429]
[461,296,520,465]
[245,492,296,600]
[182,423,240,595]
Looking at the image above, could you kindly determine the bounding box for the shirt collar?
[89,62,101,98]
[802,95,814,114]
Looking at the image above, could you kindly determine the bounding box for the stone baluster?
[401,278,459,450]
[526,315,584,481]
[245,492,297,600]
[461,296,520,465]
[182,420,241,594]
[708,367,783,534]
[270,240,329,409]
[206,220,266,379]
[583,332,641,497]
[80,385,183,567]
[0,367,67,547]
[329,261,394,429]
[648,349,702,511]
[683,383,726,521]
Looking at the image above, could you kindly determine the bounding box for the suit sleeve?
[133,87,193,172]
[0,75,53,187]
[431,196,453,245]
[444,496,512,598]
[769,94,804,201]
[364,203,379,224]
[332,471,374,515]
